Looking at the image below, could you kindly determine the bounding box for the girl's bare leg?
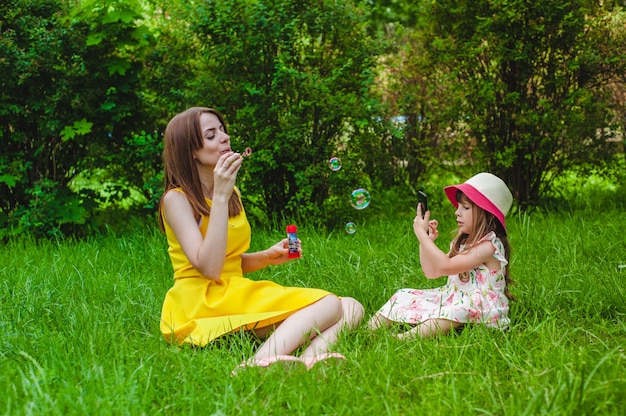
[252,295,343,359]
[396,318,461,340]
[367,312,393,331]
[301,297,364,358]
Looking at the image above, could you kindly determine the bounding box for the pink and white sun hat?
[444,172,513,234]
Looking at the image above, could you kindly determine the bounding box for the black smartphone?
[418,191,428,218]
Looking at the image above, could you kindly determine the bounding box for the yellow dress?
[159,189,332,346]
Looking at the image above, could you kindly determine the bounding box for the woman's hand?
[213,151,243,200]
[241,238,300,274]
[265,238,298,265]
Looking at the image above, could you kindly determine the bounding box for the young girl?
[158,107,364,371]
[369,172,514,339]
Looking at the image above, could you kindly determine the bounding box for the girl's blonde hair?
[158,107,242,232]
[449,191,514,300]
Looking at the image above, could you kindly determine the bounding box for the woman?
[158,107,364,372]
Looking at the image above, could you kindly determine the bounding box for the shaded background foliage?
[0,0,158,235]
[427,0,626,206]
[0,0,624,237]
[190,0,382,226]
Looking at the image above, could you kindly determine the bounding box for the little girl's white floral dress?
[375,231,510,329]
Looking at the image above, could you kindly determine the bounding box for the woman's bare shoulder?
[162,188,192,213]
[163,188,185,202]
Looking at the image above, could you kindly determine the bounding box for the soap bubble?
[345,222,357,234]
[328,157,342,171]
[350,188,371,210]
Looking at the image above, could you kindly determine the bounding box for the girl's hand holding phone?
[414,203,439,241]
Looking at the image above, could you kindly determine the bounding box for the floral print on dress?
[376,231,510,330]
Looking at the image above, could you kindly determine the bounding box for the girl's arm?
[240,238,294,274]
[414,204,495,279]
[417,233,495,279]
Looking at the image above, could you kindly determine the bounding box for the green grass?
[1,181,625,415]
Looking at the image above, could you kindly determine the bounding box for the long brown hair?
[158,107,242,231]
[449,191,514,300]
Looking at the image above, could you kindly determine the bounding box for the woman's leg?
[301,297,364,358]
[253,295,343,359]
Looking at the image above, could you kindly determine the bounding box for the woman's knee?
[317,294,343,318]
[341,297,365,325]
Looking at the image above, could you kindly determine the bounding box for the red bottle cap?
[286,225,297,233]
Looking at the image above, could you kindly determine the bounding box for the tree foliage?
[0,0,161,235]
[0,0,176,234]
[0,0,624,237]
[188,0,382,223]
[424,0,626,205]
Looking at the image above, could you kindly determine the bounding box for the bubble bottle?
[286,225,301,259]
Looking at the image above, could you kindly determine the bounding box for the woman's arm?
[162,190,230,280]
[241,238,294,274]
[162,153,242,281]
